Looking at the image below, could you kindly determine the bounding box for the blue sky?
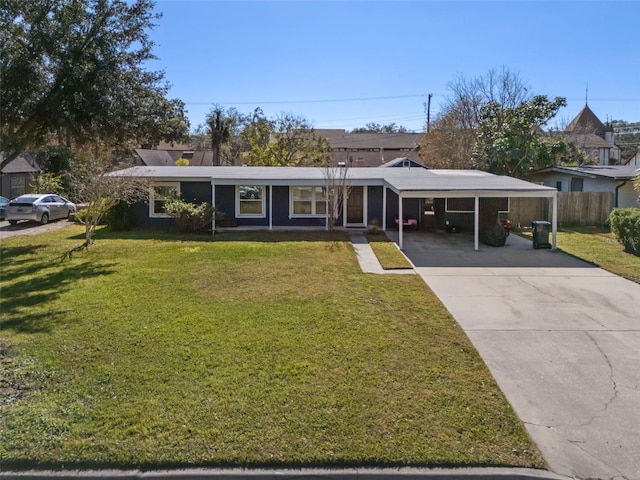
[149,0,640,132]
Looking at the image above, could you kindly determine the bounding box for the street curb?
[0,467,573,480]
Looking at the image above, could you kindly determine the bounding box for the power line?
[182,93,434,106]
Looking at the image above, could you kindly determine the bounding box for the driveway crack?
[577,332,620,428]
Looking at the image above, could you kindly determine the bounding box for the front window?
[237,185,265,216]
[570,178,583,192]
[10,176,26,199]
[291,186,326,217]
[150,182,180,217]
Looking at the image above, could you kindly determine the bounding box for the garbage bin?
[531,221,551,249]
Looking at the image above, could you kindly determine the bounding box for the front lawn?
[0,227,543,469]
[520,226,640,283]
[365,232,413,269]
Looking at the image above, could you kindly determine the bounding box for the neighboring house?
[135,148,214,166]
[530,165,640,208]
[148,131,425,167]
[316,129,425,167]
[625,148,640,167]
[111,164,557,250]
[378,157,426,169]
[562,104,621,165]
[0,153,41,199]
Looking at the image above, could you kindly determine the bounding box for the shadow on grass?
[69,228,352,244]
[0,244,43,269]
[1,261,117,334]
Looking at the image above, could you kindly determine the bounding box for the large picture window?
[291,186,326,216]
[237,185,265,216]
[150,182,180,217]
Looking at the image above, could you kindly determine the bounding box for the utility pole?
[426,93,433,133]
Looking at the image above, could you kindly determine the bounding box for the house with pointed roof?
[563,104,621,165]
[0,153,41,199]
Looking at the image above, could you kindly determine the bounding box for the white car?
[5,194,76,225]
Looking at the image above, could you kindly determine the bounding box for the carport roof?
[111,166,556,197]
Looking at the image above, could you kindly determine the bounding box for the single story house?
[529,165,639,208]
[112,164,558,250]
[0,153,41,199]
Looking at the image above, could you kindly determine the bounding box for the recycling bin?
[531,220,551,249]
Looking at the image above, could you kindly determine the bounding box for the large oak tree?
[473,95,567,178]
[420,67,531,168]
[0,0,189,169]
[241,109,331,166]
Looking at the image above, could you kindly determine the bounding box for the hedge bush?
[609,208,640,256]
[164,198,216,233]
[105,200,132,231]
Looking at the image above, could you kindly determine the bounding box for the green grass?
[365,232,413,269]
[520,226,640,284]
[1,226,543,469]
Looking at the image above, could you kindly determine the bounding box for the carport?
[381,169,558,251]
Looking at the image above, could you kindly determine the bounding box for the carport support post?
[474,196,479,251]
[211,183,216,236]
[551,193,558,249]
[398,193,404,249]
[382,187,387,231]
[269,184,273,230]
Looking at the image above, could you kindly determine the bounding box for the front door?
[346,186,364,225]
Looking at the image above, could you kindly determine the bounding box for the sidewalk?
[0,466,570,480]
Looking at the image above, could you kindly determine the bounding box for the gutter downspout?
[615,180,627,208]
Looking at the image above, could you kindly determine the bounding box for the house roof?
[111,166,556,198]
[565,133,613,149]
[378,157,426,168]
[0,153,41,174]
[564,105,608,136]
[533,165,639,180]
[316,130,424,150]
[135,148,216,166]
[134,149,176,166]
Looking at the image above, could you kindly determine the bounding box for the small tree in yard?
[323,164,350,231]
[67,156,148,249]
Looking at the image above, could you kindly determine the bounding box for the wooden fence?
[509,192,614,227]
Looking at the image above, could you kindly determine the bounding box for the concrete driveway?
[0,219,75,239]
[392,231,640,480]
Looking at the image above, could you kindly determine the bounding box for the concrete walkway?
[393,231,640,480]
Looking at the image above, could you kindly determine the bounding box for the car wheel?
[8,220,18,225]
[40,212,49,225]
